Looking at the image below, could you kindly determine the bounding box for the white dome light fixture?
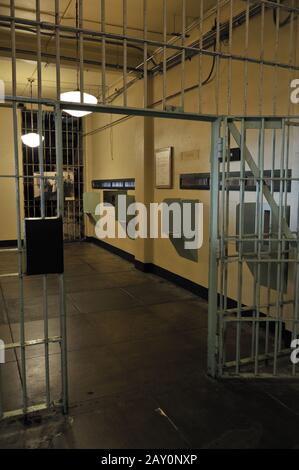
[21,132,44,148]
[21,78,45,148]
[60,91,98,118]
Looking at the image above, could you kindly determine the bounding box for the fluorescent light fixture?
[60,91,98,117]
[21,132,44,148]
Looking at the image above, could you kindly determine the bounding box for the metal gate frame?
[0,102,68,420]
[21,109,85,242]
[1,108,299,417]
[1,0,299,420]
[208,116,299,379]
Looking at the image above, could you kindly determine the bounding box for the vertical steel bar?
[258,2,265,116]
[215,0,220,115]
[101,0,107,104]
[10,0,27,413]
[223,118,231,367]
[36,0,50,407]
[219,118,227,375]
[80,118,84,240]
[79,0,84,105]
[265,125,277,357]
[198,0,204,114]
[292,128,299,375]
[279,124,291,354]
[123,0,128,107]
[36,0,45,219]
[55,105,68,414]
[208,118,221,377]
[273,1,280,116]
[55,0,61,101]
[254,119,265,376]
[181,0,186,111]
[143,0,148,108]
[227,0,233,115]
[162,0,167,110]
[287,0,295,117]
[243,1,249,116]
[236,119,246,374]
[78,117,82,241]
[251,126,262,362]
[273,119,286,375]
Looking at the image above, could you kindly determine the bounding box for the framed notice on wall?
[155,147,173,189]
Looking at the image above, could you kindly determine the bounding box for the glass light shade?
[21,132,44,148]
[60,91,98,117]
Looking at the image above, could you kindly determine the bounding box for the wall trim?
[0,240,18,248]
[85,237,135,263]
[134,260,210,300]
[86,236,211,301]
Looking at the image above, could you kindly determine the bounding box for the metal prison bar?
[0,0,68,420]
[0,0,299,420]
[21,110,84,241]
[0,0,299,115]
[208,117,299,378]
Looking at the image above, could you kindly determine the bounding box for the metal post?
[55,0,61,101]
[198,0,204,114]
[215,0,220,115]
[123,0,128,107]
[243,1,249,116]
[181,0,186,111]
[208,118,221,377]
[162,0,167,110]
[101,0,106,104]
[79,0,84,105]
[10,0,28,414]
[55,105,68,414]
[143,0,148,108]
[236,119,246,374]
[227,0,233,115]
[36,0,51,408]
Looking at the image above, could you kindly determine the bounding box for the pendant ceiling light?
[60,91,98,118]
[21,78,45,148]
[21,132,44,148]
[61,0,98,118]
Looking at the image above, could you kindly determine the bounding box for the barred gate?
[208,117,299,378]
[22,110,84,242]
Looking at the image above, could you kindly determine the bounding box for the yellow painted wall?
[84,81,144,255]
[84,2,299,323]
[0,108,24,242]
[0,0,297,333]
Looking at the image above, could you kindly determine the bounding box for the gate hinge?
[218,137,224,155]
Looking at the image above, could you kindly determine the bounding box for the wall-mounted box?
[25,217,64,276]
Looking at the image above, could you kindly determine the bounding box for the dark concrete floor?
[0,242,299,449]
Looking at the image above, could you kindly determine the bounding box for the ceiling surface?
[0,0,217,98]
